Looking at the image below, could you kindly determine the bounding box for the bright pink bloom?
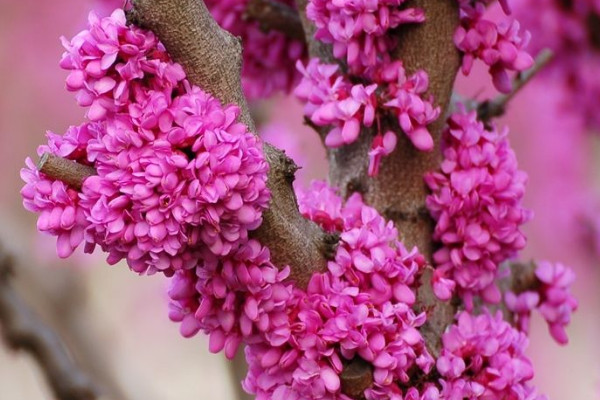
[60,9,186,121]
[242,183,431,399]
[437,310,547,400]
[307,0,425,71]
[168,240,296,359]
[170,181,430,399]
[295,58,438,174]
[205,0,306,99]
[425,108,531,307]
[21,124,100,258]
[506,261,578,345]
[23,11,270,275]
[455,1,534,93]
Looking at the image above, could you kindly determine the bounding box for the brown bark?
[126,0,334,287]
[0,251,109,400]
[38,154,96,190]
[295,0,461,357]
[245,0,305,40]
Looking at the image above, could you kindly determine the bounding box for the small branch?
[244,0,305,41]
[483,260,538,323]
[38,154,96,190]
[0,250,106,400]
[477,49,554,122]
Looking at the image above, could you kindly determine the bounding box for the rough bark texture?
[131,0,459,397]
[38,154,96,191]
[294,0,461,358]
[130,0,254,130]
[130,0,331,288]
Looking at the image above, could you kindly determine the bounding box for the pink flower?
[23,11,270,275]
[20,123,99,258]
[307,0,424,71]
[437,310,546,400]
[425,108,531,306]
[535,261,578,344]
[60,9,185,120]
[168,240,296,359]
[205,0,306,99]
[455,1,534,93]
[295,58,439,174]
[368,131,397,176]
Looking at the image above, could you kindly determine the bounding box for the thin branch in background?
[244,0,305,40]
[0,249,110,400]
[477,49,554,122]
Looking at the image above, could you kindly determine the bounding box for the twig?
[493,260,539,323]
[0,250,107,400]
[38,154,96,190]
[477,49,554,122]
[244,0,305,41]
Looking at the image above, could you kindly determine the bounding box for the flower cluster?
[21,9,270,275]
[425,108,531,307]
[307,0,425,71]
[169,182,432,399]
[168,241,296,359]
[506,261,578,345]
[436,311,547,400]
[295,59,439,175]
[205,0,306,99]
[455,0,534,93]
[60,9,186,121]
[294,0,439,177]
[515,0,600,130]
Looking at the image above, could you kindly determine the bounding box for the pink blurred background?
[0,1,598,399]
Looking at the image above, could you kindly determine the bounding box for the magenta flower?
[60,9,186,121]
[307,0,424,71]
[437,310,547,400]
[22,11,270,275]
[425,108,531,307]
[506,261,578,345]
[295,58,439,174]
[168,240,296,359]
[205,0,306,99]
[455,1,534,93]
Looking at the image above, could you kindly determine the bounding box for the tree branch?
[477,49,554,122]
[38,154,96,190]
[293,0,461,394]
[296,0,460,350]
[33,0,330,290]
[492,260,539,323]
[0,250,108,400]
[244,0,305,41]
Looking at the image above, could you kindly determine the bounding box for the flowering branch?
[45,0,330,289]
[0,250,106,400]
[244,0,305,40]
[478,49,554,122]
[291,0,462,394]
[295,0,461,352]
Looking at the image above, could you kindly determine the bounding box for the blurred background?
[0,0,598,399]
